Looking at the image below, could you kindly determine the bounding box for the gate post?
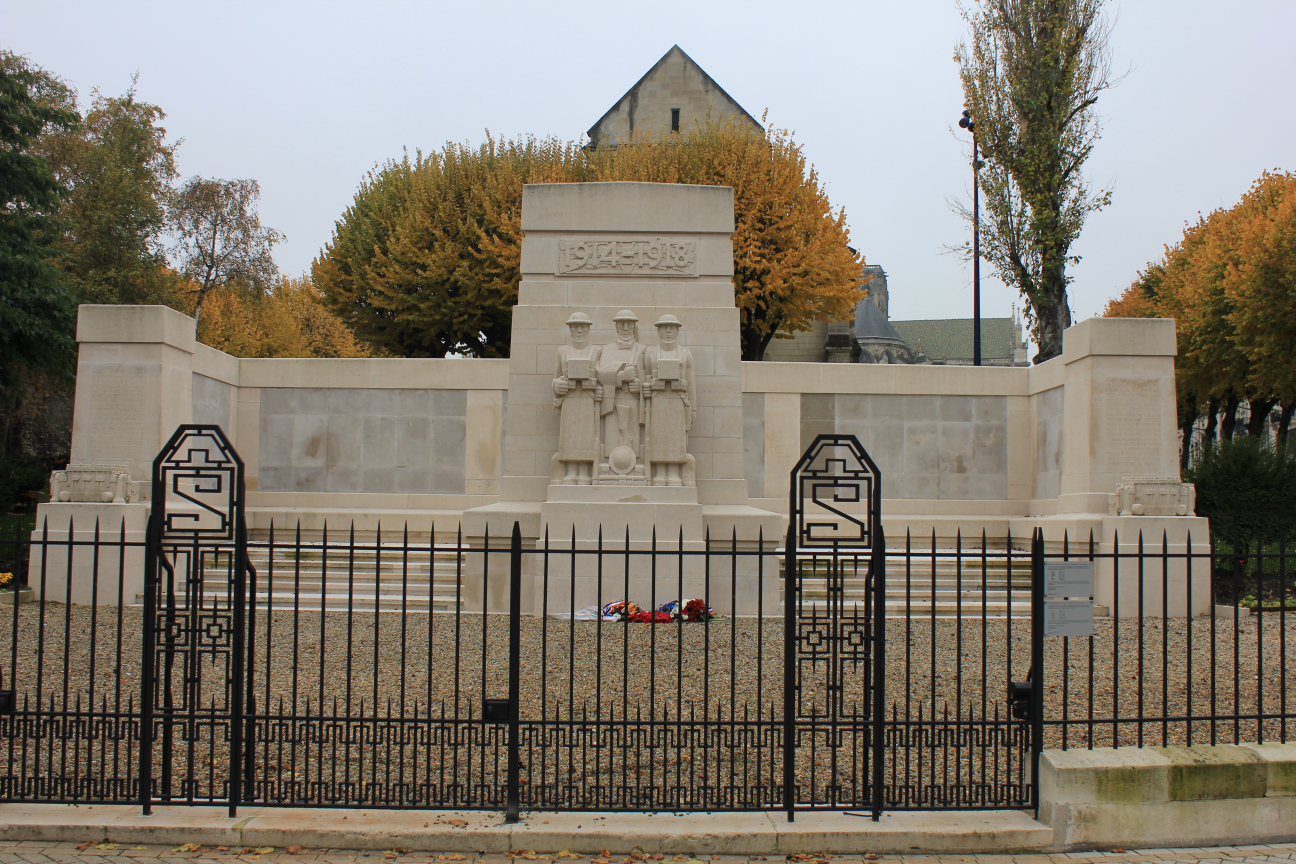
[140,502,160,816]
[143,424,247,815]
[1029,529,1045,813]
[870,526,886,821]
[782,523,796,823]
[505,521,522,823]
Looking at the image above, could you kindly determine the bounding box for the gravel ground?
[3,604,1294,808]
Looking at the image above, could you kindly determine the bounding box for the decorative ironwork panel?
[790,435,880,552]
[786,433,885,816]
[144,424,249,812]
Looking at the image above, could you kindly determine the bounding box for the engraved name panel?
[1098,379,1164,473]
[557,237,697,276]
[84,364,157,463]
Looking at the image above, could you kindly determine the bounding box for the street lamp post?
[959,109,981,367]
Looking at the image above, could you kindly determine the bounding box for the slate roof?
[890,318,1018,363]
[853,297,907,344]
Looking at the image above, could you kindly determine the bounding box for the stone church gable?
[586,45,762,148]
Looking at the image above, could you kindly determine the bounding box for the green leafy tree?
[0,53,77,387]
[955,0,1119,362]
[37,78,179,305]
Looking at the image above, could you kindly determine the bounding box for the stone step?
[133,590,462,611]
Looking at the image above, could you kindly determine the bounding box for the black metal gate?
[783,435,886,819]
[142,425,251,815]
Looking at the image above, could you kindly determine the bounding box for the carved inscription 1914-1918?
[557,238,697,276]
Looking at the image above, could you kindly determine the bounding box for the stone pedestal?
[1056,318,1181,515]
[70,305,197,483]
[27,503,149,606]
[463,182,783,614]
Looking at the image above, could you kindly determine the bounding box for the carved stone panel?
[50,462,144,504]
[1107,475,1195,517]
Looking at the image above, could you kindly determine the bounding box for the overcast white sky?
[5,0,1294,330]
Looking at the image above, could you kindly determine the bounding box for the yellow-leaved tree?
[1223,171,1296,439]
[1106,170,1296,458]
[195,275,373,359]
[313,136,584,358]
[586,117,863,360]
[314,122,864,360]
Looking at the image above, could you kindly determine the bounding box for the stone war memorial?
[8,180,1296,854]
[37,181,1207,617]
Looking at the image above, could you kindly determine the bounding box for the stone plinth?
[462,182,783,613]
[1056,317,1181,515]
[463,182,782,546]
[70,304,198,483]
[27,504,149,606]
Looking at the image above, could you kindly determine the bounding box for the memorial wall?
[40,182,1207,615]
[59,304,1192,533]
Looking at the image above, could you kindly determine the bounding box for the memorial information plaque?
[1044,561,1095,598]
[1045,600,1095,637]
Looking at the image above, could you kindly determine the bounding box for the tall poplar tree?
[955,0,1119,362]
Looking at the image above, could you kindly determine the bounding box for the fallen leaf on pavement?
[438,855,467,861]
[217,848,230,853]
[75,843,93,851]
[172,844,202,853]
[94,844,119,851]
[286,847,302,855]
[257,848,276,854]
[132,847,146,852]
[444,818,468,828]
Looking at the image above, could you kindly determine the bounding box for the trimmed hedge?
[1186,437,1296,546]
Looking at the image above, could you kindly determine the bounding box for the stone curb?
[0,805,1052,855]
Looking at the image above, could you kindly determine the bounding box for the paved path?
[0,839,1293,864]
[0,806,1291,861]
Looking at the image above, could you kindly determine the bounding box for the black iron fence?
[0,430,1293,818]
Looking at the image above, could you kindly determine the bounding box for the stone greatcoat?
[554,344,603,463]
[644,344,695,463]
[596,340,647,457]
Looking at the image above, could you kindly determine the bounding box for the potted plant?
[0,571,31,605]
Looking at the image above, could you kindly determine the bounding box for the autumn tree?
[0,52,78,387]
[1223,172,1296,443]
[314,136,583,358]
[196,274,372,359]
[169,176,283,323]
[586,117,863,361]
[1106,171,1296,460]
[316,123,862,361]
[956,0,1119,362]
